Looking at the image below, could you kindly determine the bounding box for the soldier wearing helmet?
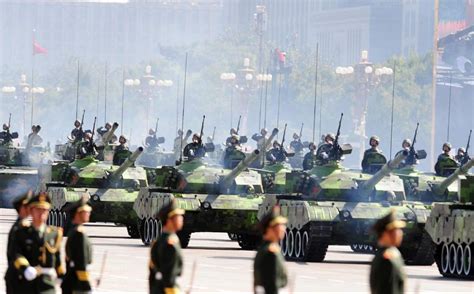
[395,138,418,168]
[145,128,160,150]
[0,123,13,145]
[435,142,459,176]
[79,132,97,159]
[303,142,318,170]
[226,128,239,147]
[266,140,287,164]
[113,135,131,165]
[315,133,337,164]
[97,122,112,136]
[361,135,383,172]
[183,133,206,161]
[455,147,469,165]
[223,134,243,168]
[70,120,84,143]
[289,133,304,154]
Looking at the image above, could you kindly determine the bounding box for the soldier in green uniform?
[361,136,383,173]
[4,191,32,294]
[61,195,93,294]
[435,142,459,176]
[11,192,65,294]
[370,210,406,294]
[302,142,317,170]
[149,200,185,294]
[253,206,288,294]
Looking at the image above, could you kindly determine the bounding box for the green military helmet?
[261,128,268,136]
[325,133,335,142]
[157,199,185,224]
[308,142,316,150]
[148,128,156,135]
[372,210,406,238]
[12,190,33,212]
[442,142,452,151]
[67,194,92,217]
[231,134,240,142]
[28,192,52,210]
[402,138,412,148]
[458,147,466,153]
[292,133,299,140]
[258,205,287,233]
[119,135,127,143]
[230,128,237,135]
[369,135,380,144]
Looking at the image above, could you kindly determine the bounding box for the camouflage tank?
[133,129,279,248]
[257,116,435,265]
[0,131,46,208]
[46,147,146,238]
[425,159,474,279]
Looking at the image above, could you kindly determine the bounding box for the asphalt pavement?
[0,208,472,293]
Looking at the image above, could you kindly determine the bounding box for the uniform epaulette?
[20,219,30,227]
[383,247,400,260]
[268,243,280,253]
[167,235,179,245]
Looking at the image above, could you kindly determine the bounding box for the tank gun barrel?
[359,150,408,193]
[109,147,143,182]
[433,157,474,195]
[102,122,119,147]
[221,150,260,187]
[263,128,279,151]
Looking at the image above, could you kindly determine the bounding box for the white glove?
[24,266,37,281]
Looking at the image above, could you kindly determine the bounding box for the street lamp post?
[220,72,236,128]
[124,65,173,135]
[335,50,393,162]
[256,73,272,129]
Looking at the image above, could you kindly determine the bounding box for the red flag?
[33,41,47,55]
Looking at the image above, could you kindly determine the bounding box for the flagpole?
[30,29,36,127]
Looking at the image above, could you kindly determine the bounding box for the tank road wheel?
[449,243,457,275]
[301,231,309,259]
[463,244,473,278]
[58,211,63,228]
[286,230,295,260]
[303,228,328,262]
[280,231,288,256]
[150,219,156,241]
[294,231,302,260]
[177,231,191,248]
[440,243,450,276]
[141,218,152,246]
[350,244,358,252]
[456,244,465,276]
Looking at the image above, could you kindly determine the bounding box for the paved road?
[0,208,472,293]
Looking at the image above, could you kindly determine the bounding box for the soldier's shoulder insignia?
[167,235,179,245]
[383,247,399,260]
[20,219,30,227]
[268,243,280,253]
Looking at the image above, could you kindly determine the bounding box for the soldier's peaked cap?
[12,190,33,212]
[372,210,406,237]
[259,205,287,232]
[28,192,51,209]
[158,199,184,223]
[67,194,92,216]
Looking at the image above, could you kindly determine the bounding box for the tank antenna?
[390,62,396,159]
[179,53,188,165]
[312,43,319,143]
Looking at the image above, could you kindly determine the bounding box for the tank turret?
[109,147,143,182]
[432,157,474,196]
[221,150,260,188]
[359,150,408,194]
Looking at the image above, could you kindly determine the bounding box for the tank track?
[350,244,376,254]
[281,221,331,262]
[401,231,436,266]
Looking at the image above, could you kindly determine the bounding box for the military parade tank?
[0,142,40,208]
[425,159,474,279]
[257,116,435,265]
[46,147,146,237]
[134,128,279,248]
